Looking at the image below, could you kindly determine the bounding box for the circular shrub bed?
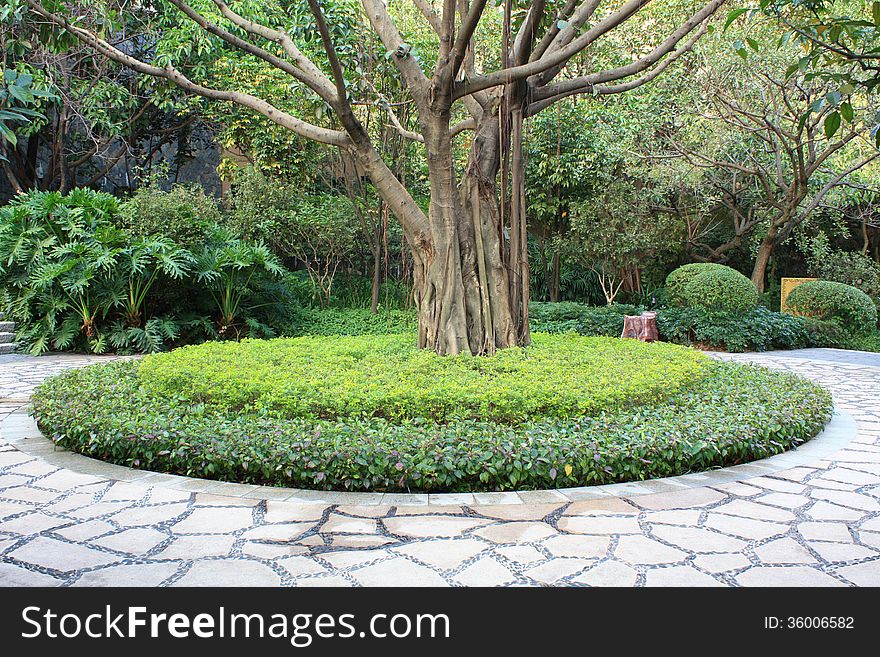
[665,263,758,312]
[786,280,877,333]
[31,335,833,492]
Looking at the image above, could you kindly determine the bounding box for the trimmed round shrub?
[786,280,878,333]
[134,334,710,423]
[665,263,758,312]
[31,356,833,492]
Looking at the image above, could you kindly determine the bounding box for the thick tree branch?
[447,0,489,81]
[456,0,725,101]
[534,19,710,103]
[166,0,338,104]
[210,0,337,100]
[361,0,430,101]
[455,0,654,100]
[513,0,547,66]
[528,24,707,114]
[25,0,350,146]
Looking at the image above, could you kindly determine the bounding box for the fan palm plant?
[194,227,286,339]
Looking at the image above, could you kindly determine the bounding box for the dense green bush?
[136,334,709,423]
[529,300,867,352]
[786,280,878,333]
[529,302,640,335]
[666,263,758,312]
[657,306,812,352]
[0,189,187,354]
[119,183,223,249]
[806,233,880,298]
[31,357,832,492]
[289,307,416,336]
[0,188,295,353]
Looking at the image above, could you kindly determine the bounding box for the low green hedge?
[656,306,813,352]
[135,334,709,423]
[786,280,878,334]
[528,302,640,336]
[666,263,758,313]
[31,358,832,492]
[291,307,417,336]
[530,300,874,353]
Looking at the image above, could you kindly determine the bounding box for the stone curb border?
[0,405,857,506]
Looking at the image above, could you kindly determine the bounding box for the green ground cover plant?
[135,334,709,423]
[31,347,833,492]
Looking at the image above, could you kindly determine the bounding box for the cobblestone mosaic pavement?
[0,349,878,587]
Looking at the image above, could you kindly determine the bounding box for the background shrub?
[529,302,640,336]
[786,280,878,333]
[119,183,223,249]
[289,307,416,336]
[806,233,880,298]
[0,188,298,353]
[656,306,812,352]
[665,263,758,312]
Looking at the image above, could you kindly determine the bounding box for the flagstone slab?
[8,536,120,572]
[735,566,846,587]
[692,552,752,574]
[571,561,638,586]
[473,522,558,544]
[541,534,610,559]
[524,557,593,584]
[643,566,724,587]
[473,504,563,521]
[0,562,63,586]
[703,514,789,541]
[169,507,255,534]
[495,545,545,565]
[383,515,489,538]
[833,560,880,586]
[556,516,641,535]
[152,535,236,560]
[394,538,487,570]
[650,525,748,553]
[754,538,818,565]
[110,503,190,527]
[91,528,168,555]
[350,556,448,586]
[796,521,854,543]
[454,557,516,586]
[71,562,179,587]
[808,540,877,563]
[628,488,726,510]
[613,535,687,565]
[173,559,282,587]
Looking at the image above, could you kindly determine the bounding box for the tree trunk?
[550,250,561,302]
[406,108,525,355]
[370,242,381,314]
[751,231,777,294]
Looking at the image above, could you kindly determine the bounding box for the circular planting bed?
[30,334,833,492]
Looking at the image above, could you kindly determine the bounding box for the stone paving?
[0,349,878,587]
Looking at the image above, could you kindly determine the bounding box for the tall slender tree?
[25,0,726,354]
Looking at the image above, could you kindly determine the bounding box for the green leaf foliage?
[135,333,711,424]
[786,280,878,333]
[665,263,759,313]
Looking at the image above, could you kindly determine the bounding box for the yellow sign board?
[781,277,817,314]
